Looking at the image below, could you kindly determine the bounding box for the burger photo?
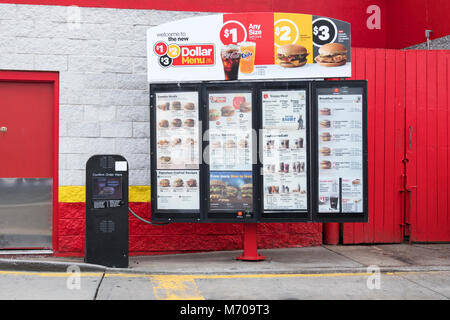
[186,179,197,187]
[226,186,238,199]
[352,179,361,185]
[184,102,195,111]
[320,108,331,115]
[276,44,309,68]
[185,138,195,145]
[239,102,252,113]
[171,101,182,110]
[320,146,331,156]
[224,140,236,148]
[171,138,182,146]
[159,156,171,163]
[157,102,170,111]
[158,120,169,128]
[173,178,184,187]
[320,120,331,128]
[157,139,169,146]
[221,105,235,117]
[171,118,182,127]
[241,184,253,199]
[320,132,332,141]
[238,139,248,148]
[211,141,221,149]
[209,109,221,121]
[315,43,348,67]
[159,179,170,187]
[184,119,195,128]
[210,180,227,201]
[320,160,332,169]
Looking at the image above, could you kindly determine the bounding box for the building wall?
[0,4,322,255]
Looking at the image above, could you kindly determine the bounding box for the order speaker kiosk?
[85,155,129,268]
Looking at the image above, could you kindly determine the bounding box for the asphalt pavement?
[0,244,449,300]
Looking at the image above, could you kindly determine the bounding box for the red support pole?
[323,223,340,245]
[236,223,266,261]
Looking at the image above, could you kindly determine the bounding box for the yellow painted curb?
[58,186,151,203]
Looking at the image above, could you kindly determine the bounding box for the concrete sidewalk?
[1,243,449,274]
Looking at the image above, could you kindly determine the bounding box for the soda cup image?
[239,42,256,74]
[221,44,241,80]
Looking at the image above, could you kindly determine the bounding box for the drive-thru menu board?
[150,81,368,223]
[208,91,254,211]
[316,86,364,214]
[155,91,201,211]
[262,90,308,211]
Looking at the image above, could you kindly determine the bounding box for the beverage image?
[221,45,241,80]
[330,197,339,209]
[239,42,256,74]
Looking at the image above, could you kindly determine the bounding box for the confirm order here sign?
[147,12,351,82]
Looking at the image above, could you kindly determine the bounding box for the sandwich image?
[185,138,195,145]
[158,120,169,128]
[320,132,332,141]
[209,109,221,121]
[157,102,170,111]
[320,147,331,156]
[320,120,331,128]
[186,179,197,187]
[352,179,361,185]
[239,102,251,113]
[320,160,332,169]
[184,102,195,111]
[157,139,169,146]
[159,179,170,187]
[171,138,182,146]
[320,108,331,115]
[171,118,182,127]
[210,180,227,201]
[221,105,235,117]
[211,141,221,149]
[238,139,248,148]
[159,156,171,163]
[173,178,184,187]
[224,140,236,148]
[171,101,182,110]
[184,119,195,127]
[315,43,348,67]
[276,44,309,68]
[241,184,253,199]
[226,186,238,199]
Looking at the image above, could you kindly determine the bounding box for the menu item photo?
[156,170,200,211]
[209,172,253,210]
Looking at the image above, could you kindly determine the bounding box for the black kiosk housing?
[85,155,129,268]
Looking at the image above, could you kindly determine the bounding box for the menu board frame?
[203,83,259,222]
[149,80,368,224]
[311,80,368,223]
[150,83,203,222]
[258,82,312,222]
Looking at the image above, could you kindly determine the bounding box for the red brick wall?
[56,202,322,256]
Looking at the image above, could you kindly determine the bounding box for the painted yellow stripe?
[0,270,104,277]
[58,186,151,203]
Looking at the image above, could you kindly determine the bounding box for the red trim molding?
[0,70,59,252]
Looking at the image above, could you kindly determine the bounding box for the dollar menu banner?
[147,13,351,82]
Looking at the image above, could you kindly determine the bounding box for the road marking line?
[149,275,205,300]
[0,271,103,277]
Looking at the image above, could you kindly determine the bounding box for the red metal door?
[405,50,450,242]
[341,48,450,244]
[0,72,58,249]
[342,48,406,244]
